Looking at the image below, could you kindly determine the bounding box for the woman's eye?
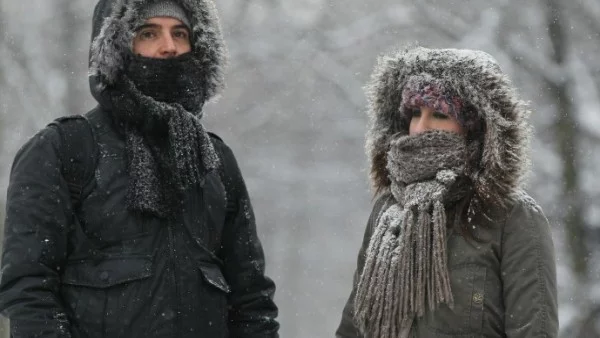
[410,109,421,117]
[433,111,448,119]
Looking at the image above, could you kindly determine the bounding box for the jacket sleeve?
[501,196,558,338]
[0,126,73,337]
[335,194,390,338]
[217,144,279,338]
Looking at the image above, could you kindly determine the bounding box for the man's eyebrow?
[135,23,160,31]
[172,24,190,32]
[135,23,190,32]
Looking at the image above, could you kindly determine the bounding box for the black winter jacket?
[0,108,279,337]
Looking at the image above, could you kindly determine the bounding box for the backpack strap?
[208,132,235,211]
[50,114,103,263]
[50,115,98,208]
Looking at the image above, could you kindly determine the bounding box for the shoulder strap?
[50,114,105,264]
[208,132,236,212]
[50,115,98,208]
[207,132,225,181]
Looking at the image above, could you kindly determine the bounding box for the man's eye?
[138,31,156,40]
[173,31,189,39]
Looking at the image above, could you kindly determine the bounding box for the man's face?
[132,17,191,58]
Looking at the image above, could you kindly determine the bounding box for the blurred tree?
[0,5,10,337]
[1,1,599,337]
[542,0,586,281]
[59,0,89,115]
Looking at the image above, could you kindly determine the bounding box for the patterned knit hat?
[399,74,481,135]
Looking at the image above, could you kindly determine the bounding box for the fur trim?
[365,46,532,207]
[89,0,227,102]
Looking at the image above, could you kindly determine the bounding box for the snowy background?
[1,0,600,337]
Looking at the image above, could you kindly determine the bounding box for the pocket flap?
[62,255,153,288]
[199,263,231,293]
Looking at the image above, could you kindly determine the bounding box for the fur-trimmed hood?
[88,0,227,105]
[365,46,532,207]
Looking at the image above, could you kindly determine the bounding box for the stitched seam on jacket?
[527,206,548,337]
[503,202,548,336]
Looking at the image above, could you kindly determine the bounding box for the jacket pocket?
[196,262,230,335]
[199,263,231,294]
[424,264,487,335]
[60,255,153,337]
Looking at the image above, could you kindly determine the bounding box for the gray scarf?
[354,130,472,338]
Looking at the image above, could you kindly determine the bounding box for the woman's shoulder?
[498,190,551,239]
[510,190,545,213]
[363,192,395,235]
[480,190,545,223]
[373,192,394,211]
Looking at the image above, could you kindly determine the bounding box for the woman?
[336,46,558,337]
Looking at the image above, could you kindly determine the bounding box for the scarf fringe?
[355,201,455,337]
[118,90,219,218]
[355,131,469,337]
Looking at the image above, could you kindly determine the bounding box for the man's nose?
[159,35,177,58]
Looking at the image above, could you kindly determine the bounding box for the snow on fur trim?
[365,46,532,207]
[89,0,227,102]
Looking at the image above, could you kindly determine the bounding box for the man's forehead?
[138,17,190,30]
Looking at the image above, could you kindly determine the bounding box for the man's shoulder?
[50,107,104,127]
[206,131,240,171]
[18,112,89,149]
[52,114,86,123]
[207,131,224,143]
[207,131,233,156]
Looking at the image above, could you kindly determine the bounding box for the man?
[0,1,279,337]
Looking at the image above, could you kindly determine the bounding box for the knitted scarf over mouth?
[108,53,219,219]
[354,130,473,338]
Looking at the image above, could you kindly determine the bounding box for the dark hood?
[365,46,532,207]
[88,0,227,106]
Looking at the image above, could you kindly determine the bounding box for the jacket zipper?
[167,223,181,337]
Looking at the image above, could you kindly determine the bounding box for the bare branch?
[323,5,414,50]
[227,0,251,37]
[573,0,600,41]
[307,51,365,108]
[579,127,600,144]
[504,35,568,85]
[413,1,462,40]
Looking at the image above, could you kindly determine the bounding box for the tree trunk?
[0,4,9,338]
[543,0,588,281]
[60,0,86,115]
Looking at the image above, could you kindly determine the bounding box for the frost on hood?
[365,46,532,208]
[88,0,228,102]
